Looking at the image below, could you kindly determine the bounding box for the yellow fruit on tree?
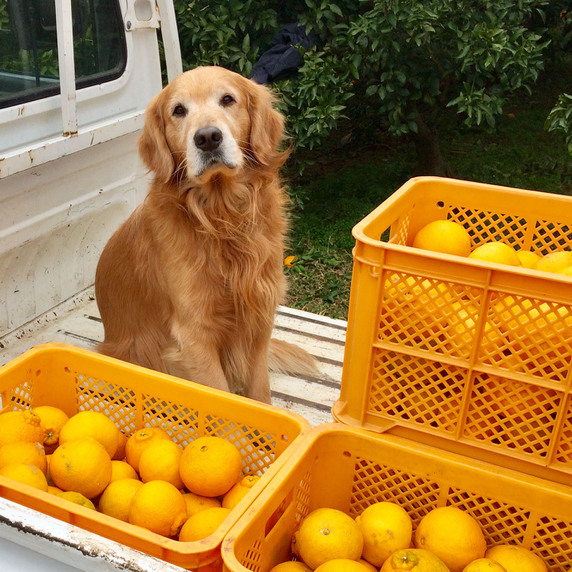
[222,474,260,510]
[178,506,232,541]
[129,480,187,537]
[468,242,520,266]
[138,438,184,489]
[0,462,49,491]
[412,220,472,257]
[462,558,507,572]
[125,427,171,472]
[59,410,120,458]
[179,435,242,498]
[269,562,312,572]
[49,437,112,499]
[380,548,451,571]
[516,251,540,269]
[182,492,222,517]
[534,250,572,274]
[0,441,47,474]
[0,410,45,446]
[110,459,139,482]
[314,559,373,572]
[56,490,96,510]
[99,477,144,522]
[414,506,486,572]
[485,545,547,572]
[33,405,70,448]
[291,507,364,570]
[355,501,413,566]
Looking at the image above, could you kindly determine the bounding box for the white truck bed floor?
[0,288,347,426]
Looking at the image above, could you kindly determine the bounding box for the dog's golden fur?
[95,66,316,403]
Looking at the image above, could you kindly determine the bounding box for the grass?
[282,60,572,320]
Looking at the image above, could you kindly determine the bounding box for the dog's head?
[139,66,286,185]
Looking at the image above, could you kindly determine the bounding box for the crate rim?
[351,176,572,282]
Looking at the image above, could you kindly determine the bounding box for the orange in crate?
[333,177,572,484]
[221,424,572,572]
[0,343,310,570]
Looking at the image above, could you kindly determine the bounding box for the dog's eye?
[173,104,187,117]
[221,94,235,107]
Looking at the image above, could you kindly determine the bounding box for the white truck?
[0,1,345,569]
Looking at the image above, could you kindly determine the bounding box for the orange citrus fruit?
[0,462,49,491]
[129,480,187,537]
[99,477,144,521]
[113,431,128,461]
[138,438,184,489]
[222,474,260,510]
[269,563,312,572]
[33,405,70,448]
[358,560,378,572]
[468,242,520,266]
[485,545,547,572]
[179,436,242,497]
[380,548,451,571]
[516,251,540,269]
[178,506,232,541]
[356,501,413,566]
[0,410,45,446]
[125,427,171,472]
[315,559,373,572]
[183,492,222,517]
[414,506,486,572]
[0,441,47,474]
[412,220,472,257]
[291,507,364,570]
[48,485,63,494]
[110,460,139,482]
[59,410,120,458]
[56,490,96,510]
[462,558,508,571]
[533,250,572,274]
[49,437,112,498]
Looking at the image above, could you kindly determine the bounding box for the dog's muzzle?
[192,125,240,176]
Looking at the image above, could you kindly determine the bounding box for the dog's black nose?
[194,126,223,152]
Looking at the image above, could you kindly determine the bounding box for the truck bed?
[0,289,347,570]
[0,288,346,427]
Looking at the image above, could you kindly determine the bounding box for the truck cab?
[0,0,181,341]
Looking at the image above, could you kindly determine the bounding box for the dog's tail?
[268,338,319,377]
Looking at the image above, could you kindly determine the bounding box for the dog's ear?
[138,92,174,183]
[247,81,287,167]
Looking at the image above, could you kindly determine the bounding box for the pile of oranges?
[0,405,256,542]
[271,503,546,572]
[412,219,572,273]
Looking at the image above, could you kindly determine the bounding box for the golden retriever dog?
[95,66,316,403]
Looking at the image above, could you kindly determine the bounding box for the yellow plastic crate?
[0,343,311,571]
[221,424,572,572]
[333,177,572,484]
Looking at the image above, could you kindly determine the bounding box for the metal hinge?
[124,0,160,31]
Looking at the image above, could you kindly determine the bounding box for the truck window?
[0,0,127,109]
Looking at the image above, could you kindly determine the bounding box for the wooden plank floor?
[0,289,347,426]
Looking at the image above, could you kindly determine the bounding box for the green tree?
[546,93,572,155]
[309,0,550,174]
[175,0,551,174]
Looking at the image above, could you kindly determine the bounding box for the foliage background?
[174,0,572,318]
